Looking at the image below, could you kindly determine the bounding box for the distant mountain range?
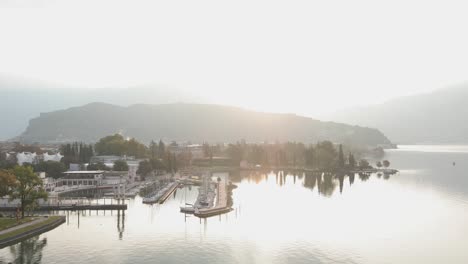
[329,84,468,144]
[17,102,391,146]
[0,74,202,140]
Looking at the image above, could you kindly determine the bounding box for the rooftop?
[63,170,104,174]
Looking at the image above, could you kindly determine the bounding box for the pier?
[142,182,179,204]
[194,176,232,218]
[0,198,127,212]
[0,204,127,212]
[157,182,180,204]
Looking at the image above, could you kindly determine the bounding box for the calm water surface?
[2,145,468,264]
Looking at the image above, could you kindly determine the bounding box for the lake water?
[2,145,468,264]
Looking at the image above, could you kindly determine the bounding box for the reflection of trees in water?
[318,174,337,197]
[303,173,337,196]
[301,171,394,197]
[349,173,355,185]
[358,172,371,181]
[7,236,47,264]
[233,170,394,197]
[303,173,317,191]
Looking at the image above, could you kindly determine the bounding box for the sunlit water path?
[1,145,468,264]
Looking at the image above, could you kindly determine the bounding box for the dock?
[0,204,127,212]
[158,182,180,204]
[142,182,179,204]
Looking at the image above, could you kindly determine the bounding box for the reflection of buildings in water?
[7,236,47,264]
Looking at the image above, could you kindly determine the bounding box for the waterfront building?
[55,171,104,187]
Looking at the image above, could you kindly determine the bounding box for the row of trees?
[137,154,177,178]
[223,141,380,171]
[94,134,149,158]
[0,166,47,218]
[60,142,94,165]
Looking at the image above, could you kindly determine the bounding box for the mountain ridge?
[328,84,468,144]
[17,102,391,146]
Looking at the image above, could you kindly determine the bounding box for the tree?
[376,161,383,168]
[383,160,390,168]
[158,140,166,158]
[337,144,345,169]
[304,146,314,168]
[226,143,243,166]
[60,142,94,165]
[10,166,48,218]
[150,140,157,159]
[348,153,356,169]
[0,169,16,197]
[150,158,165,171]
[137,160,152,178]
[34,161,66,179]
[87,162,110,171]
[358,159,370,169]
[172,154,177,172]
[113,160,129,171]
[95,134,127,156]
[94,134,148,158]
[314,141,337,169]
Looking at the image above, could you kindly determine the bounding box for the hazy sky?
[1,0,468,117]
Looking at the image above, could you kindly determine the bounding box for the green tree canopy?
[150,158,165,171]
[113,160,129,171]
[95,134,148,158]
[358,159,370,169]
[34,161,67,179]
[137,160,152,178]
[315,141,337,169]
[0,169,16,197]
[337,144,345,169]
[10,166,48,218]
[376,161,383,168]
[348,153,356,169]
[87,162,111,171]
[383,160,390,168]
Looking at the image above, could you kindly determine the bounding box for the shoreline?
[0,216,65,249]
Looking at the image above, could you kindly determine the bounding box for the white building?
[16,152,37,165]
[56,171,104,187]
[43,152,63,162]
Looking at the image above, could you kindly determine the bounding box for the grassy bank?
[0,216,62,241]
[0,217,36,232]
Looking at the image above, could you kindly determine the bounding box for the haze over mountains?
[18,102,390,146]
[4,74,468,145]
[329,84,468,144]
[0,74,203,140]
